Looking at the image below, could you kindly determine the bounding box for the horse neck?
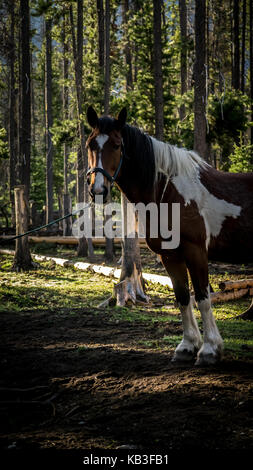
[118,125,156,204]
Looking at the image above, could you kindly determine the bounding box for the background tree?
[193,0,207,160]
[179,0,187,121]
[250,0,253,147]
[19,0,31,195]
[12,0,33,271]
[153,0,164,140]
[232,0,240,90]
[104,0,111,115]
[70,0,93,257]
[0,0,253,234]
[45,15,54,224]
[8,1,18,224]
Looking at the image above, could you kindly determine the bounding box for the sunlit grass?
[0,251,252,361]
[0,254,113,312]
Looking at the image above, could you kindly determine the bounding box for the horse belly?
[208,215,253,263]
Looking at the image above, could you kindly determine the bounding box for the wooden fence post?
[12,185,33,271]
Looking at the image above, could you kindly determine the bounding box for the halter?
[86,141,125,187]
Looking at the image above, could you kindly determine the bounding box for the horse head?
[86,106,127,203]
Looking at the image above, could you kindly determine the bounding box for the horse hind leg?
[161,254,202,362]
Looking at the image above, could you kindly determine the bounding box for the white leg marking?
[173,298,202,362]
[196,292,224,365]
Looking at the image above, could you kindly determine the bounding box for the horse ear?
[87,106,98,129]
[117,107,127,129]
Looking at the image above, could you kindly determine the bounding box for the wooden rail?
[0,235,148,247]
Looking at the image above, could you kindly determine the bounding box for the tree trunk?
[12,186,33,271]
[62,13,72,236]
[241,0,246,93]
[19,0,31,196]
[96,0,105,105]
[96,0,104,70]
[153,0,164,141]
[232,0,240,90]
[250,0,253,148]
[69,1,94,257]
[45,17,54,224]
[8,0,18,225]
[179,0,187,121]
[115,194,149,306]
[122,0,133,91]
[104,0,110,114]
[62,13,68,196]
[193,0,207,160]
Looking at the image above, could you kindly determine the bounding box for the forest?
[0,0,253,232]
[1,0,253,456]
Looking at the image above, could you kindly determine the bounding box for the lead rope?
[0,203,91,244]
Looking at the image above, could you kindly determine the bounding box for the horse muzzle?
[89,184,108,204]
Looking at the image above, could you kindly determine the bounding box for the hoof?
[172,348,197,363]
[195,351,222,367]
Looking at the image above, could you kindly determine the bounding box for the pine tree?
[194,0,207,159]
[153,0,164,140]
[45,16,54,223]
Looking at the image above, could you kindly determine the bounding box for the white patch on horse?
[151,137,242,248]
[93,134,109,193]
[96,134,109,150]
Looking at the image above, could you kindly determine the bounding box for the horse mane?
[150,137,209,182]
[121,124,156,192]
[122,124,209,191]
[96,116,209,191]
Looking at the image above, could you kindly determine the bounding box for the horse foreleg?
[161,254,202,362]
[185,245,224,366]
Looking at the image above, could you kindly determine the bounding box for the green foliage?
[0,128,9,159]
[30,145,46,210]
[175,90,194,148]
[208,91,250,169]
[51,119,77,146]
[228,135,253,173]
[1,0,253,222]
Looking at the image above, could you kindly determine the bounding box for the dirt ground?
[0,304,253,457]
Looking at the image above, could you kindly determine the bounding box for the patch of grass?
[0,254,113,312]
[162,335,182,347]
[1,251,253,363]
[224,337,253,360]
[217,318,253,359]
[212,300,250,320]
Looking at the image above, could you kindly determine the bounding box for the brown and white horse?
[86,106,253,366]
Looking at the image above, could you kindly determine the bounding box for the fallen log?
[210,288,250,303]
[0,235,147,247]
[219,279,253,292]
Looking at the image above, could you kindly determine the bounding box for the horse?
[86,105,253,366]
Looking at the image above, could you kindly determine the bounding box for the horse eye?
[113,144,120,150]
